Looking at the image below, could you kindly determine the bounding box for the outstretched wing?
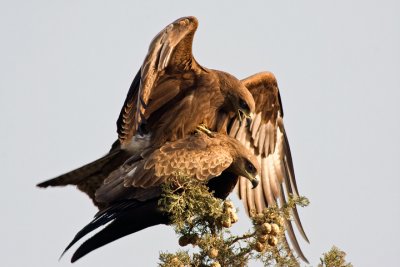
[117,16,201,145]
[95,132,233,204]
[229,72,309,262]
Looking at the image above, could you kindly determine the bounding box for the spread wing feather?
[117,16,200,145]
[229,72,309,262]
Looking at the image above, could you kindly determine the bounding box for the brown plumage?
[61,131,260,262]
[117,16,255,148]
[37,148,131,209]
[228,71,309,263]
[37,16,308,263]
[37,16,255,207]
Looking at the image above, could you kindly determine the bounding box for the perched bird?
[37,16,308,263]
[229,71,309,262]
[60,131,260,262]
[37,16,255,209]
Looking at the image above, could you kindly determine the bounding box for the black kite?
[117,16,255,148]
[38,16,255,208]
[61,131,260,262]
[37,16,308,263]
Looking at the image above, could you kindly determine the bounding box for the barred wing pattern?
[229,72,309,262]
[95,132,234,204]
[117,16,200,145]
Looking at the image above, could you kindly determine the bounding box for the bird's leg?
[237,110,243,123]
[196,124,215,137]
[238,110,253,129]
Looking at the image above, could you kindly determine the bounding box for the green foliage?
[157,176,351,266]
[157,176,310,267]
[318,246,353,267]
[158,175,225,235]
[159,251,192,267]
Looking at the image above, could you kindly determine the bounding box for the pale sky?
[1,1,399,266]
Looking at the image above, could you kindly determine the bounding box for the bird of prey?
[116,16,255,148]
[37,16,255,209]
[37,16,309,263]
[229,71,309,262]
[60,131,260,262]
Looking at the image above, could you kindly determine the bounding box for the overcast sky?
[1,0,399,266]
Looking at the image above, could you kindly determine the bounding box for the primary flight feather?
[38,16,256,208]
[229,71,309,262]
[37,16,309,263]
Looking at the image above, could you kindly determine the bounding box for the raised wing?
[95,132,233,204]
[117,16,201,145]
[116,69,141,144]
[229,72,309,262]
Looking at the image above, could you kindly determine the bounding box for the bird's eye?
[239,99,249,111]
[246,161,256,173]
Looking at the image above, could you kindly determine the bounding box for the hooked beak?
[249,174,259,189]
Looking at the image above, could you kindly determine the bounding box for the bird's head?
[217,71,255,122]
[224,136,260,189]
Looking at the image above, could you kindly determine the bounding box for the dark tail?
[61,202,135,258]
[62,199,168,263]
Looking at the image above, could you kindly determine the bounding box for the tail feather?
[61,202,137,258]
[71,217,139,263]
[63,199,168,262]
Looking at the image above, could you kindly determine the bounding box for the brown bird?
[37,16,255,208]
[60,131,260,262]
[117,16,255,148]
[37,16,308,263]
[228,71,309,262]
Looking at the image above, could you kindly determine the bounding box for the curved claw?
[237,110,243,122]
[246,117,252,128]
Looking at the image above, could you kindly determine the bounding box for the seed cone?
[270,223,280,235]
[230,212,238,223]
[222,218,232,228]
[224,200,234,209]
[255,241,265,252]
[178,235,191,247]
[208,248,219,259]
[257,234,269,243]
[267,236,278,246]
[260,223,272,234]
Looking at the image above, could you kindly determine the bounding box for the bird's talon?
[196,125,214,137]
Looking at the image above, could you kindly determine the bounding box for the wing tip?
[36,179,60,188]
[173,16,198,27]
[36,181,48,188]
[70,251,82,263]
